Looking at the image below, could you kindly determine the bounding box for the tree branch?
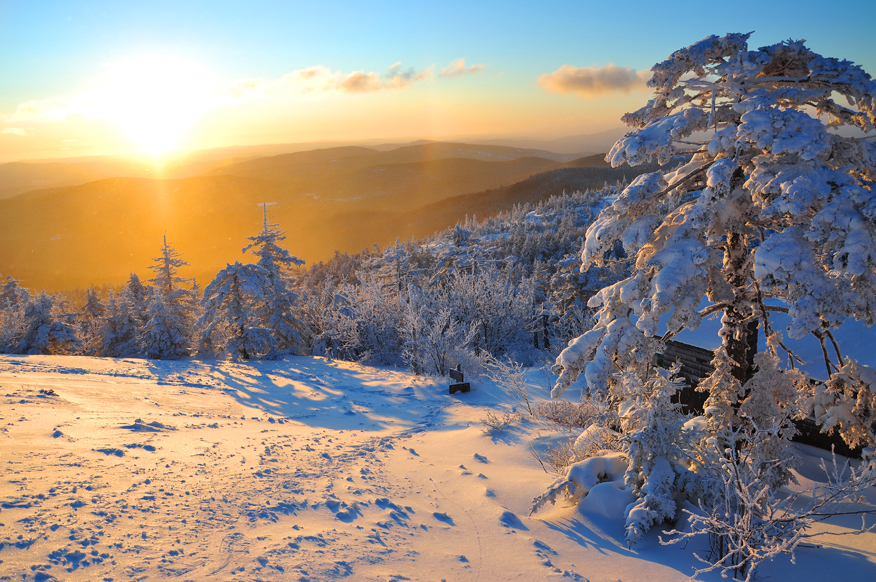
[653,158,717,200]
[825,329,844,366]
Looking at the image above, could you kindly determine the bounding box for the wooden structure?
[449,366,471,394]
[654,339,863,458]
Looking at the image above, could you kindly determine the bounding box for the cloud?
[385,62,434,89]
[1,95,93,123]
[439,58,485,78]
[281,63,433,94]
[219,78,265,99]
[0,127,26,136]
[338,71,381,93]
[538,64,649,97]
[0,60,439,125]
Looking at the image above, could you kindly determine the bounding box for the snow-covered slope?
[1,355,874,581]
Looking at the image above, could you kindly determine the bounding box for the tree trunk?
[722,231,757,386]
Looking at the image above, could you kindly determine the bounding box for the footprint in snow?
[533,539,557,555]
[499,510,528,530]
[432,511,455,525]
[473,453,489,463]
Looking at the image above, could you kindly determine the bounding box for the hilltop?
[0,141,652,291]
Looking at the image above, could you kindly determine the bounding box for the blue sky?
[1,0,874,160]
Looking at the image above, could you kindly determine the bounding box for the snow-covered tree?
[337,272,405,365]
[78,287,105,355]
[242,206,306,357]
[0,276,29,353]
[549,33,876,547]
[121,273,150,326]
[96,291,141,358]
[200,262,273,359]
[142,237,195,359]
[447,265,537,359]
[554,32,875,437]
[17,291,79,355]
[401,284,477,375]
[142,288,190,359]
[615,364,692,544]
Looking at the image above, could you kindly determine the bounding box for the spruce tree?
[142,236,195,359]
[242,206,306,357]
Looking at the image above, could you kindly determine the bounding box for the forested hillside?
[0,143,654,291]
[0,185,624,365]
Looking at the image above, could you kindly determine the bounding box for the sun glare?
[98,55,214,157]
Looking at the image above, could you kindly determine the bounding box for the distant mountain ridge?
[0,139,645,291]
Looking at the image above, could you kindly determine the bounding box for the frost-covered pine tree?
[122,273,149,325]
[550,33,876,544]
[554,32,875,434]
[17,291,79,355]
[142,237,195,359]
[242,206,306,357]
[96,292,141,358]
[200,261,274,359]
[0,276,30,353]
[142,288,190,359]
[78,287,105,355]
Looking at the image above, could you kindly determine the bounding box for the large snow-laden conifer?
[553,33,875,431]
[549,33,876,547]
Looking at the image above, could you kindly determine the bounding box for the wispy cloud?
[385,62,434,89]
[0,59,457,126]
[0,127,26,136]
[282,63,433,94]
[2,95,97,123]
[439,58,485,78]
[538,64,649,97]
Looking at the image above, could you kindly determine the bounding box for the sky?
[1,0,875,162]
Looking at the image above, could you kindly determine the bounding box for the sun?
[98,55,214,157]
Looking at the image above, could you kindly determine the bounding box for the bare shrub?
[542,439,580,474]
[480,410,517,434]
[486,356,534,416]
[535,399,598,429]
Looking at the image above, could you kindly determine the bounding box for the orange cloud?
[338,71,381,93]
[539,64,649,97]
[439,58,485,78]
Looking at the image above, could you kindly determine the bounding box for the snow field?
[0,355,874,581]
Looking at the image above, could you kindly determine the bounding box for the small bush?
[481,411,517,433]
[535,399,598,429]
